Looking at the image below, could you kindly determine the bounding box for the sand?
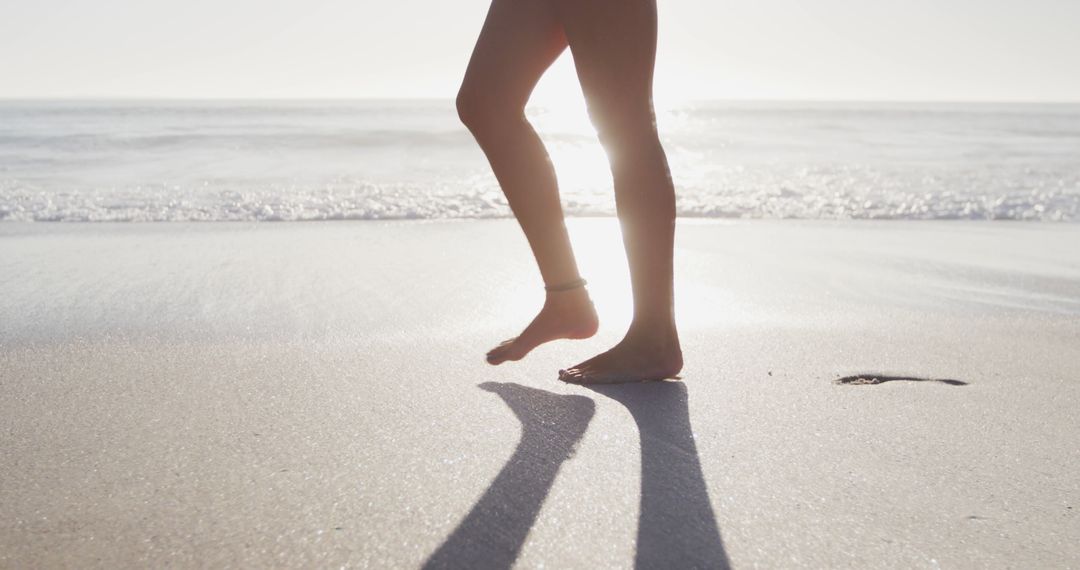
[1,219,1078,568]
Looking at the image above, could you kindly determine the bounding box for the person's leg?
[554,0,682,383]
[457,0,599,365]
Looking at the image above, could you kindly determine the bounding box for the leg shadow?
[836,374,968,386]
[586,381,730,570]
[423,382,595,570]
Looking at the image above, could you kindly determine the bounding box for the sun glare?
[567,218,635,328]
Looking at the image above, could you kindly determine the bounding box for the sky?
[2,0,1079,102]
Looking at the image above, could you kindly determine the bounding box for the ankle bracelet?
[545,278,587,292]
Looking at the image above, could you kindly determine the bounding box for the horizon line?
[2,96,1079,106]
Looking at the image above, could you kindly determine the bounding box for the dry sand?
[1,219,1078,568]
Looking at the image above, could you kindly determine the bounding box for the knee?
[455,88,484,131]
[594,118,664,172]
[456,86,523,136]
[588,101,660,155]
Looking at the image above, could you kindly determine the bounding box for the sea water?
[1,99,1078,222]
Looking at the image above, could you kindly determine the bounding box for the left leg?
[555,0,682,383]
[455,0,599,365]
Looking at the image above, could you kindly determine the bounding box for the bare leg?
[555,0,683,384]
[457,0,599,365]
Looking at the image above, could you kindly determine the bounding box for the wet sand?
[1,219,1078,568]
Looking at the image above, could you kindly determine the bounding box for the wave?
[2,181,1076,222]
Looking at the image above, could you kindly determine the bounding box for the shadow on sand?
[424,380,727,569]
[423,382,595,570]
[836,374,968,386]
[586,381,730,569]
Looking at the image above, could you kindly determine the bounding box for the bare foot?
[558,328,683,384]
[486,289,599,365]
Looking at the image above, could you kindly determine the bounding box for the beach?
[2,218,1078,568]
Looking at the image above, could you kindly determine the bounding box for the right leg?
[554,0,682,384]
[457,0,598,365]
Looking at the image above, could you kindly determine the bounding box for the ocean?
[1,99,1078,222]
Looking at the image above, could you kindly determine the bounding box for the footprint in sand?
[835,374,968,386]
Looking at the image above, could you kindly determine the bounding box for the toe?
[486,348,508,364]
[559,366,590,383]
[486,338,520,364]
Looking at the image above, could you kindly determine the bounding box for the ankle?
[625,319,679,345]
[544,287,592,307]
